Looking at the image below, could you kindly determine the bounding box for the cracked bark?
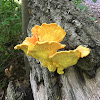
[24,0,100,100]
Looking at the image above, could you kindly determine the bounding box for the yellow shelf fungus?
[14,23,90,74]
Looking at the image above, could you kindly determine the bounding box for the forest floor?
[0,51,27,100]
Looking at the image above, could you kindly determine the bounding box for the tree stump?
[25,0,100,100]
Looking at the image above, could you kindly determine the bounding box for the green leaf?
[76,4,88,12]
[92,0,97,3]
[0,48,4,52]
[0,81,6,89]
[89,16,96,21]
[0,65,5,72]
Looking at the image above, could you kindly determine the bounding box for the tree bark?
[22,0,29,38]
[6,81,33,100]
[25,0,100,100]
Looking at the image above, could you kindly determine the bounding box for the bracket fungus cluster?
[14,23,90,74]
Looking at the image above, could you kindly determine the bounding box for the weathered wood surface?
[6,81,33,100]
[22,0,29,38]
[25,0,100,100]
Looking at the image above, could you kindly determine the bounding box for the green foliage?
[89,16,96,21]
[73,0,97,21]
[73,0,97,4]
[0,0,22,72]
[92,0,97,3]
[76,4,88,12]
[0,81,6,89]
[73,0,88,13]
[73,0,85,5]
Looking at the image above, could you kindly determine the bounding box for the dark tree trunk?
[22,0,29,38]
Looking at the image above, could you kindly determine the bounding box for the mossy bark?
[25,0,100,100]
